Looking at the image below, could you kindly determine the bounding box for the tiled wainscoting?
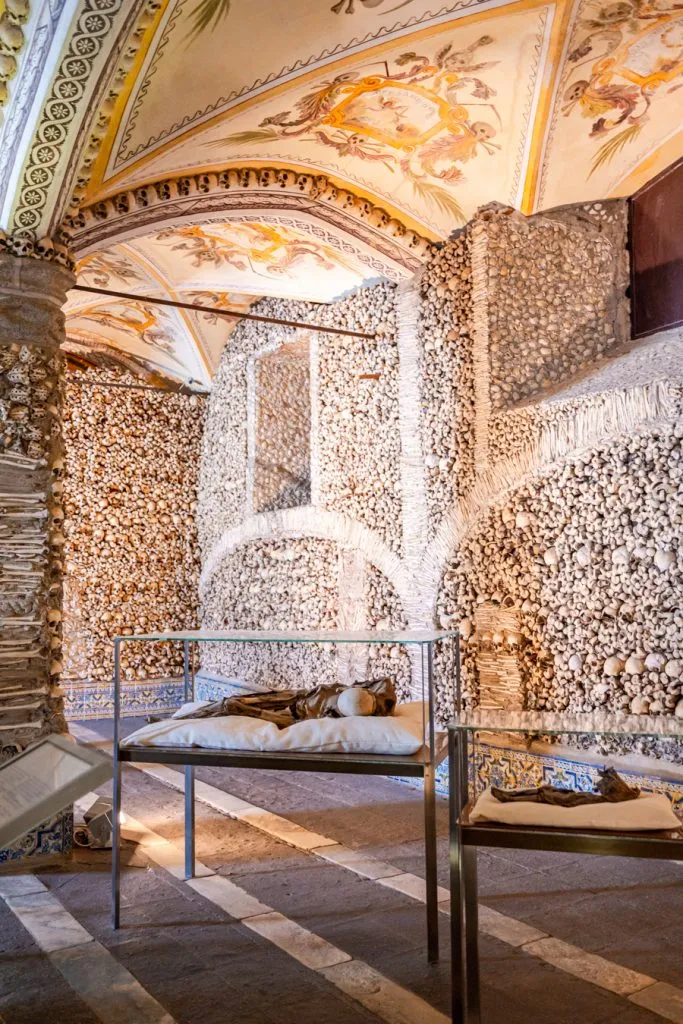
[0,810,73,867]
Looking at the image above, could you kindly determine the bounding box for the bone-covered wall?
[61,369,204,689]
[194,199,682,753]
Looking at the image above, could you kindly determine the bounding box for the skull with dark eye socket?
[564,80,588,104]
[471,121,496,140]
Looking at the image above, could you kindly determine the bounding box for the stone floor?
[0,717,682,1024]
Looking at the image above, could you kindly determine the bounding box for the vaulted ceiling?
[4,0,682,384]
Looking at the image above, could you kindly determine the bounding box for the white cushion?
[121,701,427,756]
[470,787,681,832]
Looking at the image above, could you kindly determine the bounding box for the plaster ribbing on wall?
[470,221,492,474]
[396,275,433,690]
[337,547,369,685]
[199,506,408,607]
[395,276,429,580]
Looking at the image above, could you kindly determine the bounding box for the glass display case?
[448,712,683,1023]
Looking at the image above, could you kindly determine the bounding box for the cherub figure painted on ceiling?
[213,37,501,225]
[562,0,683,175]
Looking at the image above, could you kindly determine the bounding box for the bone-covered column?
[0,251,74,762]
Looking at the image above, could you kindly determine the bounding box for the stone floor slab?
[311,844,402,880]
[51,941,176,1024]
[243,911,352,969]
[524,936,655,996]
[321,959,450,1024]
[187,874,271,921]
[630,983,683,1024]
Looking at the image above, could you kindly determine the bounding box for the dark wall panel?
[631,158,683,338]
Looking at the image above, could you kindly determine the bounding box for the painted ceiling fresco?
[41,0,681,381]
[66,215,385,383]
[87,0,683,226]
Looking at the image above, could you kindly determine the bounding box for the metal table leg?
[450,729,465,1022]
[185,765,195,879]
[424,640,439,963]
[424,761,439,963]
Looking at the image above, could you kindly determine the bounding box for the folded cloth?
[470,787,681,831]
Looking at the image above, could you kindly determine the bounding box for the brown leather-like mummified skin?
[174,678,397,730]
[491,768,640,807]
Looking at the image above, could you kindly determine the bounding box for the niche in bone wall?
[438,420,683,756]
[61,368,203,684]
[484,200,630,411]
[198,283,401,558]
[251,337,311,513]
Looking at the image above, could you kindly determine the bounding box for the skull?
[51,456,65,477]
[0,53,17,83]
[8,234,35,258]
[258,169,277,188]
[47,608,62,629]
[9,386,31,403]
[5,0,29,25]
[26,440,44,460]
[7,364,29,384]
[52,242,71,268]
[277,170,297,189]
[0,15,23,52]
[35,236,55,260]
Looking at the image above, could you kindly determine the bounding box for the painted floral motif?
[154,222,354,277]
[212,38,501,224]
[562,0,683,175]
[330,0,418,13]
[76,252,146,289]
[75,303,180,359]
[187,291,254,324]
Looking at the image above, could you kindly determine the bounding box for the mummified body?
[491,768,640,807]
[174,678,397,730]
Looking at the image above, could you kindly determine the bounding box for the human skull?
[0,15,23,52]
[35,236,55,260]
[4,0,29,25]
[8,234,34,258]
[0,53,17,83]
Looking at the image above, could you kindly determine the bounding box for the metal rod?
[67,377,204,395]
[112,638,121,930]
[72,284,376,340]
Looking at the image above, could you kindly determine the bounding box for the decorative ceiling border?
[9,0,163,239]
[65,165,433,270]
[11,0,128,235]
[115,0,492,170]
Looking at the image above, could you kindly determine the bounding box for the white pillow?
[470,787,681,832]
[121,701,427,756]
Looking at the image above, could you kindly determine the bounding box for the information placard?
[0,734,112,850]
